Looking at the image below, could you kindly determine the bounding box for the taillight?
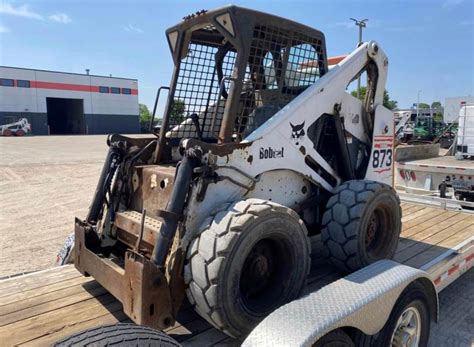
[410,171,416,181]
[399,170,405,179]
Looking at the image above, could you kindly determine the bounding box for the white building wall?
[0,68,39,113]
[0,66,139,115]
[90,76,139,116]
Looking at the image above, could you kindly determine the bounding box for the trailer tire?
[185,199,311,338]
[321,180,401,273]
[314,329,354,346]
[15,129,25,136]
[353,281,431,346]
[2,129,12,137]
[53,323,180,346]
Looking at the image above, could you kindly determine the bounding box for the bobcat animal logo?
[290,121,305,145]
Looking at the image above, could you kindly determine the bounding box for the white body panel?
[182,41,395,242]
[445,96,474,124]
[456,105,474,156]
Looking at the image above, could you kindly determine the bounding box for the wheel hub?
[240,239,281,308]
[251,254,269,276]
[391,307,421,347]
[366,214,378,247]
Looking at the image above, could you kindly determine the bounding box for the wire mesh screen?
[235,25,325,140]
[166,40,237,140]
[165,23,324,142]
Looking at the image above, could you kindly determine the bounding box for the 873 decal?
[372,148,392,168]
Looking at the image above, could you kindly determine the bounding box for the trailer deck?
[1,203,473,346]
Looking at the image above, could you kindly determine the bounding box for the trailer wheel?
[321,180,401,273]
[185,199,311,338]
[53,323,180,346]
[15,129,25,136]
[2,129,12,137]
[354,282,431,346]
[313,329,354,347]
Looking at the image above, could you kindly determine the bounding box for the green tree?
[170,99,186,123]
[417,103,430,109]
[383,90,398,110]
[433,112,443,122]
[431,101,442,109]
[139,103,152,123]
[350,87,398,110]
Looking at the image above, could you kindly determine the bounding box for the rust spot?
[300,146,306,155]
[248,155,253,164]
[183,138,253,156]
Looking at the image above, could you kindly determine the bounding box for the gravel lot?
[0,135,471,345]
[0,135,108,276]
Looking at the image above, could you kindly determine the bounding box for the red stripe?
[433,277,441,285]
[374,168,391,174]
[448,264,460,276]
[26,81,138,95]
[466,253,474,262]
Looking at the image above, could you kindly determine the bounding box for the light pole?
[350,18,368,99]
[417,90,422,118]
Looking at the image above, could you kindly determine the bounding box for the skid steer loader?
[72,5,401,338]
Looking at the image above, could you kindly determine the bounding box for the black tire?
[321,180,401,273]
[354,282,431,346]
[313,329,354,347]
[185,199,311,338]
[53,323,180,346]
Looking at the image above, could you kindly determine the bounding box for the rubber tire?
[321,180,401,273]
[185,199,311,338]
[2,129,12,137]
[353,282,431,346]
[53,323,180,346]
[314,329,354,347]
[15,129,25,136]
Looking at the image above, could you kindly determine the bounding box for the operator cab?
[158,5,328,156]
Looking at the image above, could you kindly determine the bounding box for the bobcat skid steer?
[73,5,400,338]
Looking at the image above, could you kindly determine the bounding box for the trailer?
[0,200,472,346]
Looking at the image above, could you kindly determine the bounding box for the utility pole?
[417,89,422,118]
[350,18,368,99]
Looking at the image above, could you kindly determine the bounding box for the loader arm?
[181,40,394,247]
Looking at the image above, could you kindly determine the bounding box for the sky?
[0,0,473,113]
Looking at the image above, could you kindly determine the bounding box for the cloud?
[124,24,144,33]
[0,2,44,20]
[458,20,473,26]
[49,13,71,24]
[335,21,354,29]
[442,0,464,7]
[334,20,378,30]
[384,25,423,33]
[0,24,10,33]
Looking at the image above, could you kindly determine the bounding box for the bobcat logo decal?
[290,121,305,145]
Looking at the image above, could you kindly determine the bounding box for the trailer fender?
[243,260,438,347]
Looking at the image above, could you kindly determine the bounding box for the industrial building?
[0,66,140,135]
